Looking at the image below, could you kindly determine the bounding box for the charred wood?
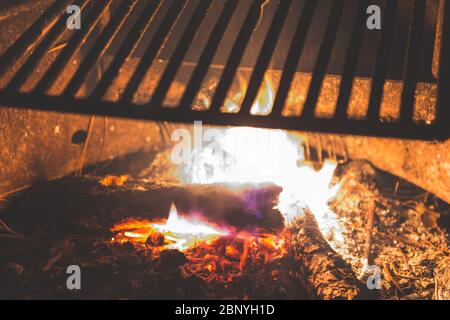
[174,183,284,233]
[1,177,284,235]
[1,176,174,235]
[434,257,450,300]
[285,208,372,300]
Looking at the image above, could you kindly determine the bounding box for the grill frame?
[0,0,448,141]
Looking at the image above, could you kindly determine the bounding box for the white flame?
[152,204,225,250]
[180,127,344,244]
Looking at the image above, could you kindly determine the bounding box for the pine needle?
[0,185,30,203]
[0,219,23,240]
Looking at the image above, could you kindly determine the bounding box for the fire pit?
[0,0,449,301]
[1,127,449,300]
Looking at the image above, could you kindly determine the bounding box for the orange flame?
[113,74,345,265]
[221,75,275,115]
[111,204,225,251]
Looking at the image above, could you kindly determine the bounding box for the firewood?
[1,176,175,235]
[363,200,376,267]
[174,183,284,233]
[2,177,284,235]
[434,257,450,300]
[285,208,371,300]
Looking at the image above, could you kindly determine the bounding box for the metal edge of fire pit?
[0,0,166,196]
[301,133,450,205]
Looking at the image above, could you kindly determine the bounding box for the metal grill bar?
[149,0,213,108]
[240,0,292,114]
[34,0,116,93]
[209,0,263,112]
[179,0,239,110]
[0,0,448,141]
[366,0,398,121]
[120,0,186,103]
[302,0,345,119]
[271,0,318,117]
[86,0,161,100]
[334,0,369,120]
[399,0,426,122]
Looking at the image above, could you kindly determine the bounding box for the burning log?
[285,208,371,300]
[1,176,175,235]
[2,177,284,235]
[174,183,284,233]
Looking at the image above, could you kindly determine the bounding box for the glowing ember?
[112,204,225,251]
[184,234,287,284]
[152,204,225,250]
[111,207,288,287]
[100,175,129,186]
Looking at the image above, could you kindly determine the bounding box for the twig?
[377,229,450,255]
[363,200,376,267]
[434,277,439,300]
[397,248,414,273]
[393,273,421,281]
[394,181,400,198]
[240,240,250,271]
[0,185,31,202]
[47,42,68,54]
[18,268,34,292]
[384,263,404,298]
[0,234,26,240]
[254,0,271,32]
[0,219,24,239]
[388,262,421,281]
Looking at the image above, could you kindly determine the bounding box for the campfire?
[0,69,449,300]
[104,82,361,296]
[112,204,287,289]
[111,204,227,251]
[0,0,448,301]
